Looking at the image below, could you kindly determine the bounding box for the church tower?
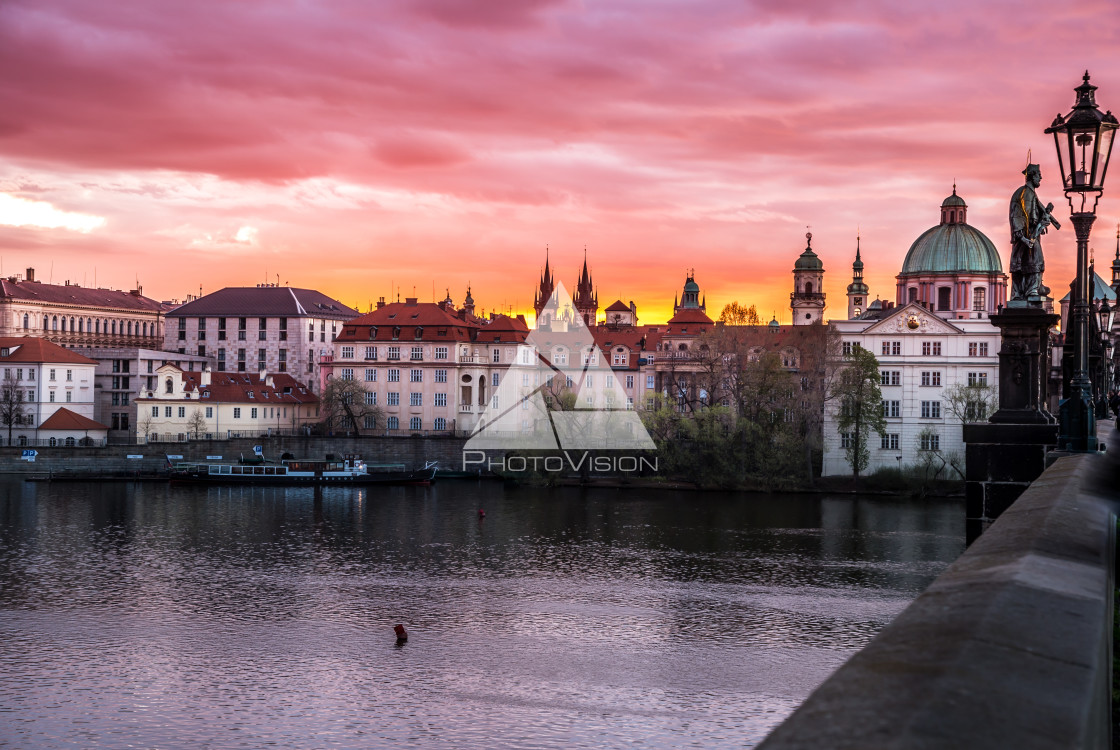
[534,248,556,317]
[673,271,705,314]
[573,250,598,327]
[791,232,826,325]
[846,235,869,319]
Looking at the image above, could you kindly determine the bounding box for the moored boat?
[169,454,436,485]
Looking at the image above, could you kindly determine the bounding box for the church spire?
[846,232,869,319]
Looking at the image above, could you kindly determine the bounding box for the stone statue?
[1009,163,1060,306]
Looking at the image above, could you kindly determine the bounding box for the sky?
[1,0,1119,324]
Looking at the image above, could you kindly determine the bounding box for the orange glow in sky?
[1,0,1118,323]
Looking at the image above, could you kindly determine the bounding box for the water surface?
[0,480,963,749]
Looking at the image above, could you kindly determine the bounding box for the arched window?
[22,313,28,329]
[52,316,58,331]
[973,287,987,312]
[142,322,147,336]
[78,318,83,333]
[70,316,75,331]
[678,343,688,351]
[65,437,75,447]
[95,320,101,334]
[805,281,814,295]
[87,318,92,333]
[43,316,48,331]
[908,287,918,303]
[127,321,132,335]
[165,378,174,394]
[112,321,117,335]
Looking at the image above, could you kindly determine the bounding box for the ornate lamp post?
[1046,72,1119,450]
[1099,297,1115,415]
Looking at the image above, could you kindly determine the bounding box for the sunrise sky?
[1,0,1118,324]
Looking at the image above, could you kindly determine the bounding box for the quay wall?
[758,452,1117,749]
[0,436,472,475]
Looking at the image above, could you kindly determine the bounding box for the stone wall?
[0,435,471,475]
[758,451,1116,749]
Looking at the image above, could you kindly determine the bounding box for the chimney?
[259,367,267,382]
[405,297,418,305]
[377,296,386,309]
[25,268,34,283]
[265,374,274,388]
[201,366,211,387]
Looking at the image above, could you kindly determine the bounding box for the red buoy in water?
[478,508,486,519]
[394,624,408,642]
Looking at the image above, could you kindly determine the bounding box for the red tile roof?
[139,370,320,405]
[605,300,631,312]
[39,408,108,431]
[166,287,359,319]
[339,301,479,342]
[0,279,163,312]
[0,337,98,365]
[666,309,715,326]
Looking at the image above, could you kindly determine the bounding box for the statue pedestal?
[964,308,1059,542]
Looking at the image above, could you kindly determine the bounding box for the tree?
[718,301,762,326]
[320,377,382,436]
[831,347,886,478]
[0,371,27,446]
[943,382,997,425]
[138,410,154,442]
[187,408,208,439]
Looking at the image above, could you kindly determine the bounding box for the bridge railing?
[758,451,1116,749]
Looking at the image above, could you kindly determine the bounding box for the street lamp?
[1046,72,1119,450]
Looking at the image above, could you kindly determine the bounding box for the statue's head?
[1023,163,1041,185]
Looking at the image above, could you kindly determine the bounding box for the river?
[0,479,963,749]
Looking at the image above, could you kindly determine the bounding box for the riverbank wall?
[757,448,1118,749]
[0,436,471,475]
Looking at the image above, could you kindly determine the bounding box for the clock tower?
[846,235,869,319]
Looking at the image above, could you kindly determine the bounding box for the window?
[434,393,447,407]
[881,433,900,450]
[238,349,247,372]
[387,392,400,406]
[920,371,942,387]
[880,341,901,356]
[165,406,172,418]
[920,432,941,451]
[410,392,422,406]
[387,416,399,430]
[49,369,56,381]
[968,342,990,357]
[65,392,72,403]
[279,318,287,341]
[968,372,989,386]
[238,318,247,340]
[410,417,422,431]
[410,369,423,383]
[388,346,400,360]
[206,407,213,418]
[365,346,377,360]
[388,368,400,382]
[411,346,423,361]
[251,408,258,419]
[234,407,241,418]
[921,400,942,419]
[341,346,355,359]
[178,407,186,418]
[937,287,952,311]
[921,341,942,356]
[882,400,900,418]
[152,406,159,417]
[434,417,447,430]
[434,369,447,383]
[842,341,861,356]
[278,349,287,372]
[365,369,377,382]
[646,375,655,389]
[435,346,448,360]
[973,287,987,312]
[363,415,377,430]
[840,432,852,448]
[625,375,635,389]
[258,349,266,368]
[880,370,900,386]
[341,368,354,380]
[613,350,627,366]
[492,372,500,387]
[365,392,377,406]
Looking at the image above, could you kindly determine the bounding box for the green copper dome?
[794,233,823,271]
[900,223,1002,275]
[900,190,1001,275]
